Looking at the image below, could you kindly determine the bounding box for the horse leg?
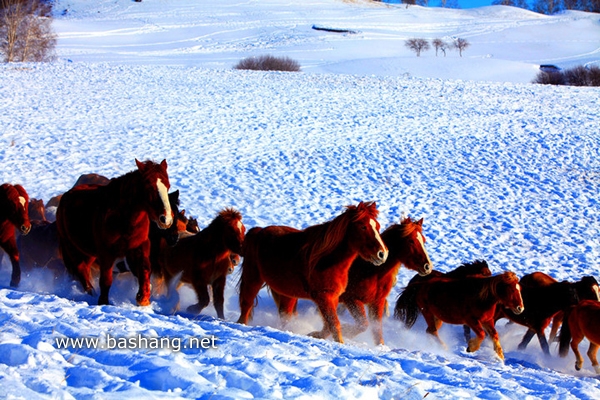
[211,275,227,319]
[2,238,22,287]
[517,329,536,351]
[273,291,298,322]
[125,242,152,306]
[463,325,472,344]
[422,311,446,349]
[587,342,600,374]
[187,283,210,316]
[59,240,95,295]
[97,256,115,305]
[340,299,368,340]
[549,312,563,343]
[237,260,264,324]
[310,293,343,343]
[367,301,386,346]
[482,320,504,361]
[466,322,486,355]
[536,330,551,356]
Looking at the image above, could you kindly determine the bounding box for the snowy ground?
[1,0,600,398]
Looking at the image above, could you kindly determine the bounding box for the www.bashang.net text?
[54,333,218,352]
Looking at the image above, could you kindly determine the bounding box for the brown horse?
[395,260,493,344]
[56,159,174,306]
[496,272,600,355]
[28,199,47,222]
[336,216,434,345]
[0,183,32,287]
[237,201,389,343]
[395,271,523,360]
[559,300,600,374]
[156,208,245,319]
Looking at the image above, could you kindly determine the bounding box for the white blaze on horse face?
[156,179,173,227]
[370,219,388,260]
[19,196,26,209]
[416,232,433,267]
[594,285,600,301]
[237,220,244,234]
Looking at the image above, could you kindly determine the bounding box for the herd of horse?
[1,159,600,374]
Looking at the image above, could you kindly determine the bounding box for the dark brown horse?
[156,208,245,319]
[495,272,600,355]
[559,300,600,374]
[237,201,389,343]
[395,271,523,360]
[336,216,433,345]
[395,260,493,344]
[56,159,174,306]
[0,183,32,287]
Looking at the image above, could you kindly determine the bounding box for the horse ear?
[416,218,424,226]
[135,158,144,170]
[160,159,168,170]
[180,209,186,216]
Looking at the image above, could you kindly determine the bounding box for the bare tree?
[453,38,470,57]
[0,0,56,62]
[431,38,448,57]
[405,38,430,57]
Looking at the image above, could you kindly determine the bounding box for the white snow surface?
[1,0,600,398]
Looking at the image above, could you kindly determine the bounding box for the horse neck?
[107,171,149,215]
[376,227,414,275]
[190,218,230,254]
[475,276,505,307]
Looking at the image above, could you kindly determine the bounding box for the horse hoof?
[9,279,20,288]
[137,298,151,307]
[308,330,328,339]
[186,304,202,314]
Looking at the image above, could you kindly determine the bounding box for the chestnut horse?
[56,159,174,306]
[156,208,245,319]
[559,300,600,374]
[0,183,32,287]
[395,260,493,344]
[495,272,600,355]
[28,199,47,222]
[395,271,523,360]
[237,201,389,343]
[336,216,434,345]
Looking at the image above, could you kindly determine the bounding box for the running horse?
[395,259,492,344]
[395,271,524,360]
[495,271,600,355]
[156,208,245,319]
[237,201,389,343]
[0,183,32,287]
[56,159,174,306]
[336,216,433,345]
[559,300,600,374]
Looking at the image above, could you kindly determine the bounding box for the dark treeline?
[384,0,599,14]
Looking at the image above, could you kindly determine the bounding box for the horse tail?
[394,283,421,328]
[559,305,575,358]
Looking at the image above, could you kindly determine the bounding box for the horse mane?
[382,216,422,239]
[447,260,491,278]
[302,201,378,273]
[479,271,519,301]
[0,184,29,210]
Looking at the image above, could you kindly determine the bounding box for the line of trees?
[0,0,56,62]
[405,37,470,57]
[399,0,600,14]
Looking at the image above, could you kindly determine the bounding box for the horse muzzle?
[370,249,388,266]
[20,224,31,235]
[418,263,433,276]
[512,305,525,315]
[157,214,173,229]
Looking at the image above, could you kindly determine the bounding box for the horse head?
[389,216,433,276]
[218,208,245,255]
[160,190,183,247]
[495,271,524,315]
[1,184,31,235]
[451,259,491,278]
[575,276,600,302]
[28,198,46,222]
[343,201,388,266]
[135,159,173,229]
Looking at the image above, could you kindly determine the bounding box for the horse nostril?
[424,263,431,272]
[159,215,167,224]
[378,251,385,260]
